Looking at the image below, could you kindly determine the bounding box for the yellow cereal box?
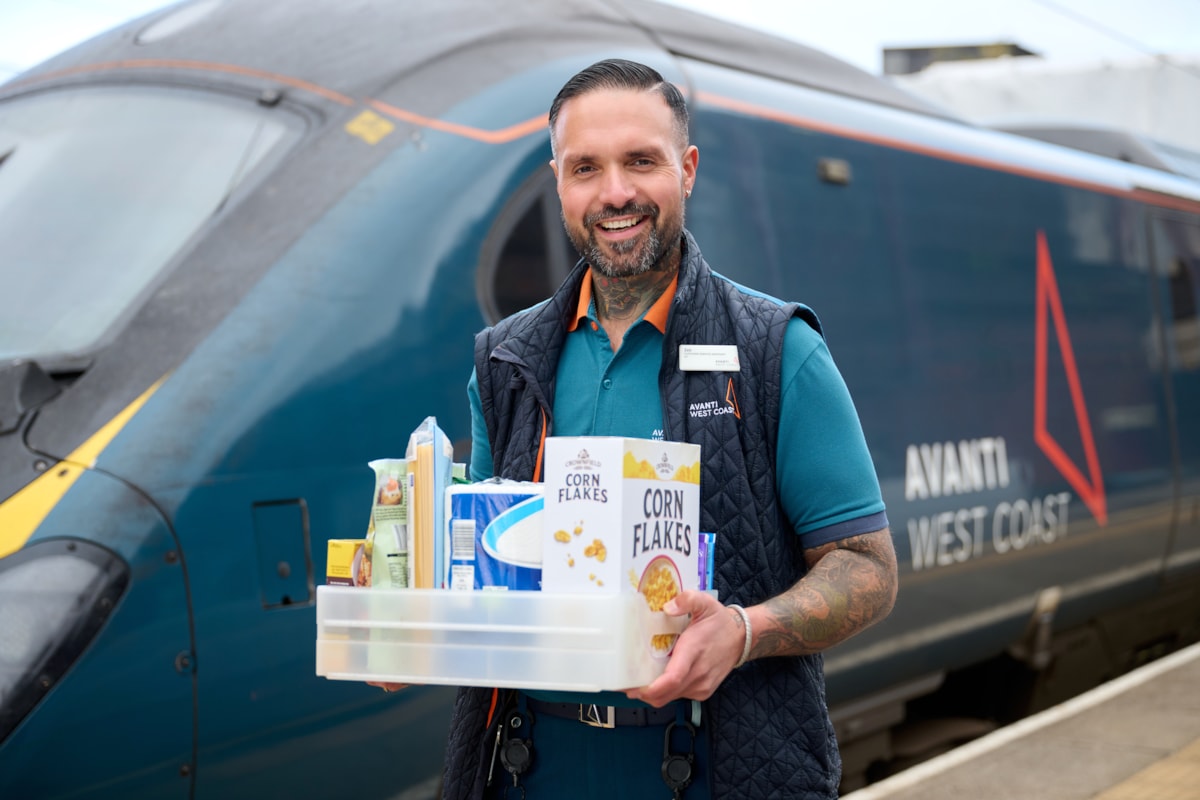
[542,437,701,657]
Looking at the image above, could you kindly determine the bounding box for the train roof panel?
[622,1,956,119]
[997,124,1200,182]
[8,0,1194,210]
[8,0,954,121]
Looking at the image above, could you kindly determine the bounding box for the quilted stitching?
[663,236,837,798]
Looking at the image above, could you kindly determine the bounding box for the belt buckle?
[579,704,615,728]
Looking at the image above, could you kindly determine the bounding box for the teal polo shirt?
[551,267,676,442]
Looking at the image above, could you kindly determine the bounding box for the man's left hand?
[624,590,746,707]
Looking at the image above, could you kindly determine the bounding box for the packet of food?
[445,479,544,590]
[406,417,453,588]
[367,458,409,589]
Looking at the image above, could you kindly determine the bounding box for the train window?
[477,168,574,324]
[1153,215,1200,371]
[0,85,299,364]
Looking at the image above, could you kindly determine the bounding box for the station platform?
[843,641,1200,800]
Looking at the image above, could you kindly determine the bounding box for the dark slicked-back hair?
[548,58,689,154]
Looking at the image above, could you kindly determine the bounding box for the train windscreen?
[0,86,298,364]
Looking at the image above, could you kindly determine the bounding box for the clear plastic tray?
[315,586,691,691]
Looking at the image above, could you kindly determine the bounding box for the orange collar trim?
[567,268,677,334]
[567,269,596,333]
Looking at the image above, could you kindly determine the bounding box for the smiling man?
[552,76,692,275]
[442,59,898,800]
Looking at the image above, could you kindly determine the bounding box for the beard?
[565,200,684,279]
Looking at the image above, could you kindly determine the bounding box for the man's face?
[551,88,697,278]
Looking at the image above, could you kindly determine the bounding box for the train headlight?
[0,539,129,743]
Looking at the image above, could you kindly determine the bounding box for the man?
[442,58,898,799]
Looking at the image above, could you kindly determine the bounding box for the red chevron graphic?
[1034,231,1108,526]
[725,378,741,420]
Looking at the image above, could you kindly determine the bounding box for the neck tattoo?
[592,247,680,323]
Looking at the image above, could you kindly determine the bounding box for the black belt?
[525,698,679,728]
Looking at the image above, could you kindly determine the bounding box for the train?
[1,0,1198,796]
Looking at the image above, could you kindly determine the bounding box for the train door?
[1150,211,1200,581]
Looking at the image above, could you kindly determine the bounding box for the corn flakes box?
[542,437,701,657]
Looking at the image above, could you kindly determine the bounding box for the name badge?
[679,345,740,372]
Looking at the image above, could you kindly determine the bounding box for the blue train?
[1,0,1198,796]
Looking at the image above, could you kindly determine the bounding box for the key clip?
[661,717,696,799]
[498,698,535,799]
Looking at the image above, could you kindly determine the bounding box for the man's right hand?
[623,589,746,706]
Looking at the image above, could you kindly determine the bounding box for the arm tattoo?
[754,529,898,659]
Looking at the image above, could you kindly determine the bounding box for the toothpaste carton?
[542,437,701,656]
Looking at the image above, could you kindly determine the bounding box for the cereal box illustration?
[542,437,701,657]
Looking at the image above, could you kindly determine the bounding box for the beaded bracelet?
[728,604,753,668]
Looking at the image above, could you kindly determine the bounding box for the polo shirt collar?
[567,266,678,334]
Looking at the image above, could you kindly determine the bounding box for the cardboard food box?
[542,437,700,654]
[326,539,368,587]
